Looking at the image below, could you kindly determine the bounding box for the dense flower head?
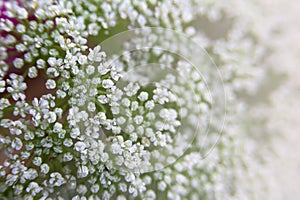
[0,0,268,199]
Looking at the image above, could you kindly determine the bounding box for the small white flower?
[131,101,139,111]
[41,137,53,148]
[13,58,24,69]
[16,24,26,33]
[86,65,95,75]
[145,100,155,110]
[138,91,149,101]
[97,63,111,75]
[78,55,88,65]
[24,131,34,140]
[46,67,59,77]
[91,184,100,194]
[136,126,144,135]
[26,182,42,196]
[53,122,63,132]
[122,98,131,107]
[57,89,66,98]
[145,190,156,199]
[77,184,88,195]
[111,106,120,115]
[117,195,127,200]
[49,172,65,187]
[100,152,109,162]
[47,57,57,67]
[71,65,79,75]
[44,111,57,123]
[63,138,73,147]
[77,165,89,178]
[87,102,96,112]
[6,74,27,101]
[97,95,109,104]
[88,46,106,62]
[111,142,122,155]
[23,169,38,180]
[137,15,146,26]
[17,8,28,19]
[130,133,138,142]
[63,152,73,162]
[112,126,121,134]
[119,183,127,192]
[158,108,180,132]
[134,115,143,125]
[153,87,170,104]
[74,141,86,153]
[117,116,126,125]
[70,128,80,139]
[32,157,42,166]
[124,83,140,97]
[24,52,32,63]
[15,43,26,52]
[125,124,135,133]
[40,164,50,174]
[28,66,38,78]
[0,80,5,93]
[45,79,56,90]
[154,131,166,146]
[102,79,114,89]
[141,137,150,147]
[11,138,23,151]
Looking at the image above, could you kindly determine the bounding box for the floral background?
[0,0,299,199]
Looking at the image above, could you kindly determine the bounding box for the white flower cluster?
[0,0,269,199]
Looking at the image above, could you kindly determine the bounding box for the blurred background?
[256,0,300,199]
